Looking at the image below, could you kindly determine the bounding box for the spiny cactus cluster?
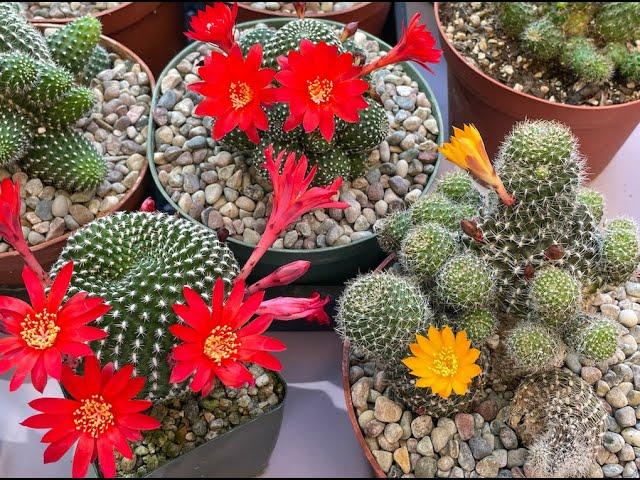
[378,120,639,378]
[52,212,239,399]
[508,369,607,477]
[0,3,107,192]
[216,21,389,185]
[496,2,640,84]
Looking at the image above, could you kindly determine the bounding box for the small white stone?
[619,309,639,328]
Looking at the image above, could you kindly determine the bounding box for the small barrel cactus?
[456,309,498,343]
[400,223,458,282]
[436,253,495,311]
[564,314,618,361]
[529,267,582,329]
[504,322,563,375]
[600,219,640,284]
[375,209,412,253]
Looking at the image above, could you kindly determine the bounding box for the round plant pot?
[434,3,640,179]
[341,253,394,478]
[237,2,391,37]
[148,19,443,285]
[28,2,185,77]
[0,29,153,288]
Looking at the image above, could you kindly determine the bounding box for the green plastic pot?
[147,18,444,284]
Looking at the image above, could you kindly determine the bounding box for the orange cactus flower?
[439,124,515,206]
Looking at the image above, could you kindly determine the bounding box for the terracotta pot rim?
[26,1,146,24]
[238,1,372,18]
[0,25,155,265]
[433,2,640,111]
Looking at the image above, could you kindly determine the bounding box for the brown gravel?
[439,2,640,106]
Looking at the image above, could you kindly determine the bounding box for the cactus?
[239,27,275,56]
[23,128,107,192]
[508,370,607,478]
[600,219,640,284]
[46,16,102,76]
[577,187,604,223]
[0,11,109,191]
[308,148,352,187]
[79,45,110,85]
[496,2,639,84]
[375,209,412,253]
[529,267,581,329]
[336,272,432,365]
[435,253,495,311]
[411,193,469,231]
[564,314,618,361]
[52,212,240,399]
[400,223,458,282]
[338,100,389,154]
[455,309,497,343]
[504,322,562,375]
[435,170,482,206]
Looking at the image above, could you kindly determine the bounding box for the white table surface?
[1,3,639,479]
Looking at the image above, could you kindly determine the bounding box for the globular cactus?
[239,26,276,55]
[52,212,239,399]
[577,187,604,223]
[375,209,412,253]
[435,170,482,206]
[455,309,497,343]
[411,193,469,231]
[435,253,495,311]
[400,223,458,282]
[46,16,102,77]
[504,322,563,375]
[308,147,352,186]
[336,272,432,365]
[0,11,108,192]
[496,2,640,84]
[564,314,618,361]
[79,45,110,85]
[338,100,389,154]
[600,218,640,284]
[529,267,582,329]
[508,370,607,478]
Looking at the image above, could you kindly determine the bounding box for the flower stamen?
[229,81,254,110]
[204,325,239,364]
[432,347,459,377]
[73,395,115,438]
[307,77,333,104]
[20,311,60,350]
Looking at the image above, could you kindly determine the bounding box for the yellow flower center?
[229,81,254,110]
[432,346,459,377]
[73,395,115,438]
[204,325,239,365]
[307,77,333,104]
[20,310,60,350]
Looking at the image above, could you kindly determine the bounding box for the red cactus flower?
[190,44,276,144]
[169,278,285,396]
[21,356,160,478]
[274,40,369,142]
[361,13,441,76]
[0,262,109,393]
[246,260,311,294]
[185,1,238,53]
[0,178,49,284]
[256,293,331,325]
[237,145,349,281]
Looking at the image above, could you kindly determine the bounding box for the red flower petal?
[43,348,62,380]
[246,351,283,371]
[97,435,117,478]
[118,413,161,431]
[47,261,74,313]
[241,335,286,353]
[103,364,134,398]
[29,397,80,414]
[169,361,195,384]
[0,295,33,317]
[104,428,133,459]
[237,314,273,338]
[72,435,95,479]
[31,355,49,393]
[22,266,46,312]
[10,350,39,392]
[215,362,254,388]
[43,431,81,464]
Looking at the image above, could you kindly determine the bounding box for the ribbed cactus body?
[411,193,468,231]
[336,272,432,365]
[600,219,640,284]
[577,187,604,224]
[400,223,458,282]
[521,17,564,62]
[25,129,107,191]
[456,309,497,343]
[308,148,351,186]
[338,100,389,154]
[561,37,614,85]
[375,209,412,253]
[0,4,52,64]
[47,16,102,76]
[595,2,640,43]
[79,45,110,85]
[529,267,581,329]
[435,170,482,206]
[505,322,561,375]
[42,86,95,126]
[30,63,75,105]
[564,314,618,361]
[436,253,495,311]
[0,53,38,93]
[0,106,33,166]
[496,2,538,37]
[53,212,240,399]
[239,27,276,56]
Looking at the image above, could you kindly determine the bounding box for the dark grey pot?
[147,18,444,284]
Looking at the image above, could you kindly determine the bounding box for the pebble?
[374,396,403,423]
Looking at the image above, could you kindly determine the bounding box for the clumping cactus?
[564,314,618,361]
[577,187,604,223]
[508,370,607,478]
[496,2,640,84]
[436,253,495,311]
[529,267,582,329]
[455,309,497,343]
[374,209,412,253]
[400,223,458,282]
[335,272,432,365]
[52,212,239,399]
[435,170,482,206]
[410,193,469,231]
[504,322,563,374]
[0,8,108,192]
[600,219,640,284]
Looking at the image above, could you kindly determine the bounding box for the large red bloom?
[169,278,285,396]
[185,1,238,53]
[190,44,276,144]
[361,13,441,76]
[274,40,369,142]
[237,145,349,280]
[21,356,160,478]
[0,262,109,393]
[256,293,331,325]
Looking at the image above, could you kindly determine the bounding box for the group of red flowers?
[188,2,441,143]
[0,2,442,478]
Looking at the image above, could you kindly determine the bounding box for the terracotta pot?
[0,28,154,288]
[29,2,185,76]
[434,3,640,179]
[340,253,395,478]
[237,2,391,37]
